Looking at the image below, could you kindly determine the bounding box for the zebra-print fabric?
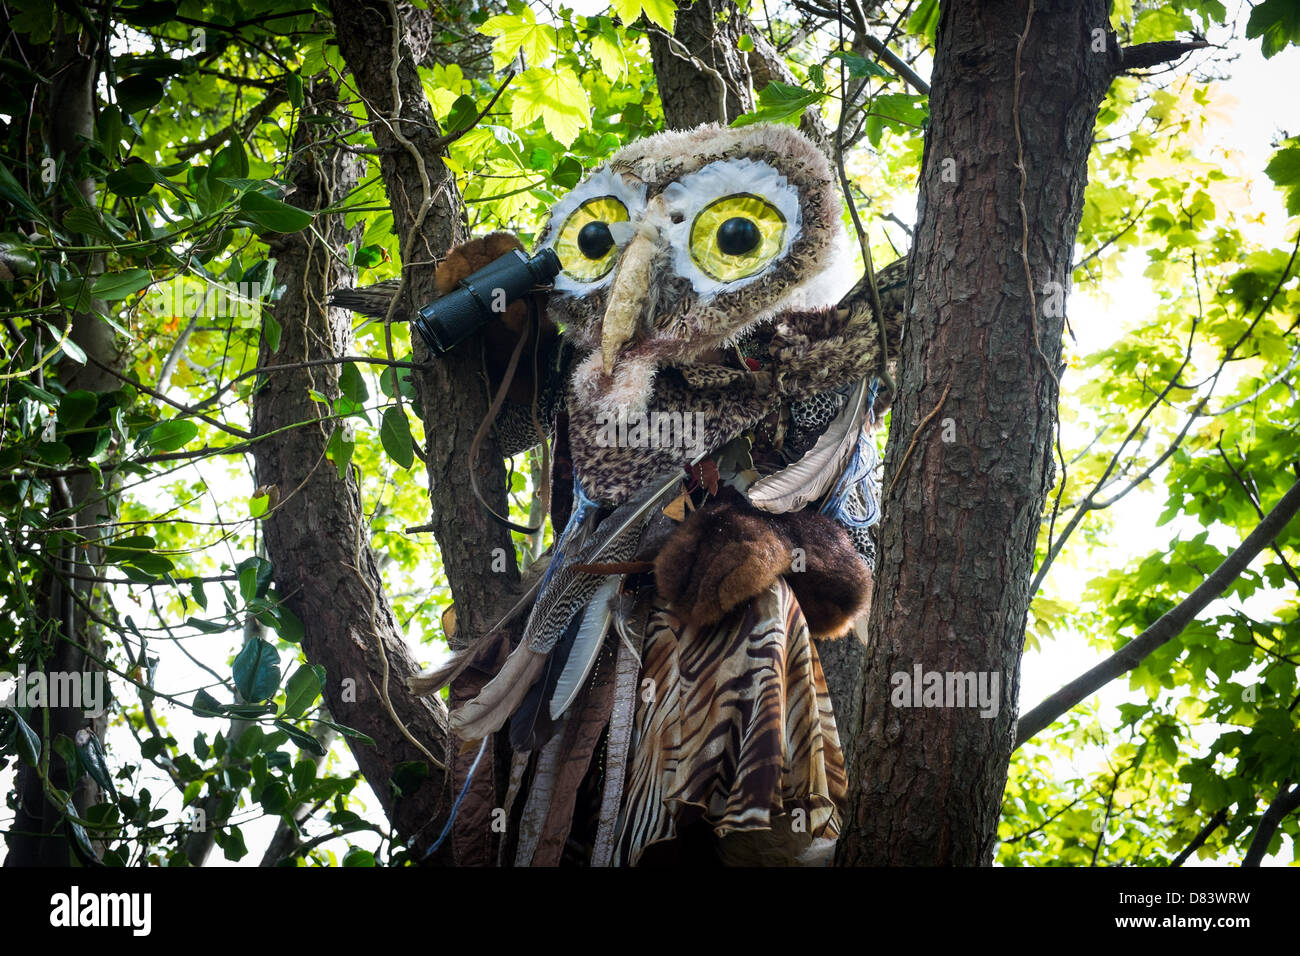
[615,579,846,866]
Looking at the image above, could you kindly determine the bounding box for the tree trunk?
[7,12,118,867]
[838,0,1120,865]
[251,78,451,861]
[327,0,535,867]
[648,0,755,127]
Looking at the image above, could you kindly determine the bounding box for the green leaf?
[511,68,591,146]
[239,190,313,233]
[232,638,281,703]
[263,313,282,353]
[1246,0,1300,57]
[480,7,556,72]
[58,390,98,430]
[0,164,43,222]
[213,141,249,184]
[732,81,826,127]
[611,0,676,31]
[193,688,226,717]
[282,664,325,719]
[287,71,304,109]
[141,419,198,452]
[187,616,229,634]
[553,155,584,190]
[64,799,96,860]
[6,709,40,766]
[91,269,154,301]
[273,604,305,644]
[274,719,327,756]
[249,491,270,517]
[338,361,369,404]
[106,161,158,198]
[76,731,117,800]
[236,555,273,602]
[116,75,165,113]
[380,405,415,469]
[1264,143,1300,216]
[445,94,479,135]
[318,719,375,747]
[342,846,376,866]
[326,424,355,479]
[260,780,290,814]
[831,50,892,80]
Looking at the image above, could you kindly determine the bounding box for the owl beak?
[600,209,662,375]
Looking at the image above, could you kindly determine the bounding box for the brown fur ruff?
[652,488,871,639]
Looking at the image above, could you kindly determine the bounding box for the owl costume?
[334,123,905,866]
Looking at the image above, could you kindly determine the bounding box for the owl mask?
[535,123,852,418]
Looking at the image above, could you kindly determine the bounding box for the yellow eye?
[553,196,629,283]
[689,193,786,282]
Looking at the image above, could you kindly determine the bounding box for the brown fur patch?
[652,488,871,639]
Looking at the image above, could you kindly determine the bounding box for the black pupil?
[717,217,760,256]
[577,221,614,259]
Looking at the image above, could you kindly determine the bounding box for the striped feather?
[550,575,622,721]
[746,377,869,515]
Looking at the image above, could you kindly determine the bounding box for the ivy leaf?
[232,638,281,703]
[380,405,415,469]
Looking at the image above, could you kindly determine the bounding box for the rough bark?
[328,0,527,866]
[251,78,451,861]
[328,0,521,645]
[837,0,1121,865]
[6,12,118,867]
[648,0,755,127]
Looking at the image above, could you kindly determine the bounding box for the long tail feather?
[549,575,621,721]
[450,642,548,740]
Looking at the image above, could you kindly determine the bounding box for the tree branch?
[1243,782,1300,866]
[1171,807,1227,866]
[1117,40,1211,73]
[1015,478,1300,749]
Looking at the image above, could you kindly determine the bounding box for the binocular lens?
[412,247,562,355]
